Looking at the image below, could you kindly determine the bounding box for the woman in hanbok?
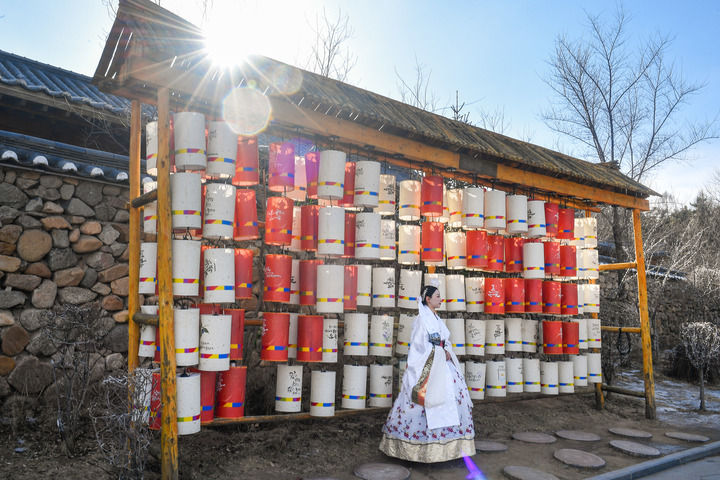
[379,285,475,462]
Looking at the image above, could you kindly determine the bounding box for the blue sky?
[1,0,718,204]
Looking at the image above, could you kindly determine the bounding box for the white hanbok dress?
[379,302,475,462]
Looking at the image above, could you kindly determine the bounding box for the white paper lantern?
[355,212,381,259]
[505,317,523,352]
[310,370,336,417]
[446,231,467,270]
[587,353,602,384]
[447,189,463,227]
[583,284,600,313]
[138,305,157,357]
[172,239,200,296]
[171,172,202,230]
[521,319,538,353]
[318,206,345,256]
[198,314,231,371]
[276,365,303,412]
[465,319,485,356]
[343,313,369,356]
[522,242,545,279]
[572,318,588,351]
[354,160,380,207]
[506,195,528,234]
[323,318,338,363]
[369,364,393,407]
[356,265,372,307]
[523,358,541,392]
[173,112,206,171]
[559,361,574,393]
[396,313,414,355]
[582,249,599,279]
[318,150,346,199]
[369,314,394,356]
[286,154,307,201]
[142,180,157,234]
[571,218,586,247]
[342,364,368,409]
[505,358,524,393]
[465,277,484,313]
[174,307,199,366]
[484,190,506,230]
[206,121,237,178]
[573,355,588,387]
[465,361,486,400]
[203,248,235,303]
[485,319,505,355]
[438,186,450,223]
[398,180,421,221]
[587,318,602,348]
[145,121,158,176]
[139,242,157,295]
[540,361,559,395]
[486,360,506,397]
[176,372,201,435]
[585,217,598,248]
[379,220,396,261]
[316,264,344,313]
[398,224,421,265]
[445,274,466,312]
[446,317,466,356]
[372,267,396,308]
[527,200,546,238]
[462,187,484,229]
[375,174,396,216]
[398,269,421,309]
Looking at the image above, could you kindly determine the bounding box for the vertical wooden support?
[157,88,179,479]
[127,100,141,376]
[632,209,656,420]
[585,210,604,410]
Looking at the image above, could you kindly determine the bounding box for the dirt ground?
[1,379,718,480]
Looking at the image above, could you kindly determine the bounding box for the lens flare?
[222,85,271,137]
[463,455,487,480]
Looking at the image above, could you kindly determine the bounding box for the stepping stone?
[503,465,560,480]
[512,432,557,444]
[609,427,652,439]
[665,431,710,443]
[354,463,410,480]
[475,440,508,452]
[553,448,606,469]
[609,440,661,458]
[555,430,601,442]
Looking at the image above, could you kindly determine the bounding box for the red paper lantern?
[300,204,319,251]
[560,245,577,277]
[561,282,579,316]
[343,211,356,258]
[562,322,580,354]
[542,280,561,315]
[297,315,323,362]
[268,142,295,192]
[544,241,561,276]
[234,248,253,299]
[187,368,216,424]
[261,312,289,361]
[340,161,356,207]
[504,278,525,313]
[263,254,292,303]
[299,259,323,305]
[484,278,505,314]
[525,278,543,313]
[265,196,293,245]
[344,265,358,311]
[232,136,259,186]
[420,175,443,217]
[225,308,245,360]
[542,321,563,354]
[557,208,575,240]
[466,230,488,270]
[421,222,444,262]
[233,189,259,240]
[487,234,505,272]
[505,237,524,273]
[544,203,559,237]
[215,365,247,418]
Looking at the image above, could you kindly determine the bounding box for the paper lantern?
[398,180,421,220]
[573,355,588,386]
[275,364,302,412]
[172,239,200,296]
[203,248,235,303]
[342,365,368,409]
[398,224,421,265]
[466,230,488,270]
[446,188,463,227]
[506,358,524,393]
[268,142,295,192]
[484,278,505,315]
[233,136,259,186]
[588,353,602,384]
[263,254,292,303]
[396,314,414,355]
[372,267,396,308]
[398,269,421,309]
[506,195,528,234]
[376,174,396,216]
[322,318,338,363]
[355,212,381,259]
[544,241,561,276]
[522,358,540,393]
[316,264,344,313]
[542,321,563,354]
[465,277,484,313]
[340,161,356,207]
[356,265,372,307]
[420,175,443,217]
[297,315,323,362]
[462,187,484,229]
[142,181,157,234]
[562,321,580,354]
[343,313,369,355]
[588,318,602,349]
[421,222,444,262]
[176,373,201,435]
[521,319,538,353]
[540,361,559,395]
[262,312,289,362]
[233,189,259,240]
[542,281,561,315]
[145,121,158,176]
[173,112,206,171]
[318,206,345,256]
[560,245,577,277]
[484,190,506,230]
[139,242,157,295]
[583,283,600,313]
[446,231,467,270]
[354,160,380,207]
[571,218,586,247]
[561,282,579,316]
[215,366,246,419]
[369,314,394,356]
[289,206,302,252]
[343,211,356,258]
[581,249,599,279]
[310,370,336,417]
[505,237,524,273]
[318,150,346,199]
[186,368,216,424]
[206,121,237,178]
[486,234,505,272]
[369,364,393,407]
[445,275,466,312]
[504,278,525,314]
[557,208,575,240]
[174,308,199,366]
[544,202,559,237]
[198,314,231,371]
[573,318,588,351]
[585,217,598,248]
[171,172,202,230]
[286,154,307,201]
[265,196,293,245]
[234,249,253,299]
[226,309,245,360]
[289,259,300,305]
[465,319,485,356]
[202,183,236,239]
[299,204,319,251]
[525,278,543,313]
[438,186,449,223]
[305,151,319,199]
[523,241,545,279]
[379,219,396,261]
[344,265,358,311]
[527,200,546,237]
[486,360,506,397]
[466,361,486,400]
[138,305,157,358]
[299,259,322,306]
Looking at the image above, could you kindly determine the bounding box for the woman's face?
[425,290,442,310]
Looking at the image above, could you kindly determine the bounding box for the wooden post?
[632,209,656,419]
[585,210,604,410]
[128,100,141,375]
[157,88,179,479]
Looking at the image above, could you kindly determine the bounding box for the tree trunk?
[699,366,706,411]
[612,206,627,295]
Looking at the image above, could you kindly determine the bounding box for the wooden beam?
[601,384,645,398]
[132,312,159,327]
[129,189,158,209]
[633,208,656,420]
[601,326,642,334]
[157,87,179,480]
[127,100,141,376]
[599,262,637,271]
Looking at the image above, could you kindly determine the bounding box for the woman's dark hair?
[421,285,439,306]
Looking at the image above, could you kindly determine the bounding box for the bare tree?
[476,105,511,134]
[307,7,357,82]
[680,322,720,410]
[395,56,441,113]
[543,7,718,263]
[450,91,473,124]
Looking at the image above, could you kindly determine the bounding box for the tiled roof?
[0,49,131,114]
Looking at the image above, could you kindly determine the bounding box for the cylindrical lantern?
[506,195,528,234]
[368,364,393,408]
[342,364,368,409]
[525,278,543,313]
[310,370,336,417]
[542,281,561,315]
[139,242,157,295]
[465,319,485,356]
[581,249,599,279]
[523,358,541,393]
[234,249,253,299]
[263,254,291,303]
[466,230,488,270]
[142,180,157,234]
[466,361,486,400]
[563,321,580,355]
[379,219,396,261]
[505,358,524,393]
[445,275,466,312]
[265,196,293,246]
[447,317,466,356]
[484,190,506,230]
[371,267,396,309]
[505,237,524,273]
[286,154,307,202]
[465,277,484,313]
[343,211,356,258]
[421,222,444,262]
[398,225,421,265]
[544,241,561,276]
[560,245,577,277]
[484,278,505,315]
[438,186,449,223]
[305,151,319,199]
[447,189,463,227]
[505,317,523,352]
[561,282,579,316]
[423,273,446,312]
[300,204,319,251]
[172,240,200,296]
[420,175,443,217]
[233,136,259,186]
[289,206,302,252]
[542,321,563,354]
[340,161,356,207]
[343,265,358,311]
[544,203,559,237]
[540,361,559,395]
[316,264,344,313]
[583,284,600,313]
[204,248,235,303]
[275,364,302,412]
[523,242,545,279]
[354,160,380,207]
[198,314,231,371]
[234,189,259,240]
[487,234,504,272]
[261,312,289,362]
[318,150,346,199]
[376,174,396,216]
[355,212,381,259]
[584,217,598,248]
[504,278,525,314]
[187,369,216,424]
[396,313,414,355]
[356,265,372,307]
[268,142,295,192]
[322,318,338,363]
[521,319,538,353]
[207,121,237,178]
[145,121,158,176]
[446,231,467,270]
[573,318,588,350]
[215,365,247,419]
[587,318,602,349]
[527,200,546,237]
[317,206,345,256]
[174,307,200,366]
[557,208,575,240]
[203,183,235,239]
[485,318,505,355]
[177,372,201,435]
[138,305,157,357]
[573,355,588,387]
[369,314,394,356]
[288,313,298,359]
[486,360,506,397]
[171,172,202,230]
[299,259,322,306]
[226,309,245,361]
[289,259,300,304]
[173,112,206,171]
[571,218,586,248]
[462,187,484,229]
[398,180,421,220]
[344,313,369,356]
[398,269,421,309]
[297,315,323,362]
[587,353,602,384]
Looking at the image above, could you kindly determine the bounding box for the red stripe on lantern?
[421,175,444,217]
[263,254,292,303]
[261,312,289,362]
[232,136,259,186]
[297,315,323,362]
[233,189,259,240]
[265,196,294,245]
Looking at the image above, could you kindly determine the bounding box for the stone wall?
[0,166,130,404]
